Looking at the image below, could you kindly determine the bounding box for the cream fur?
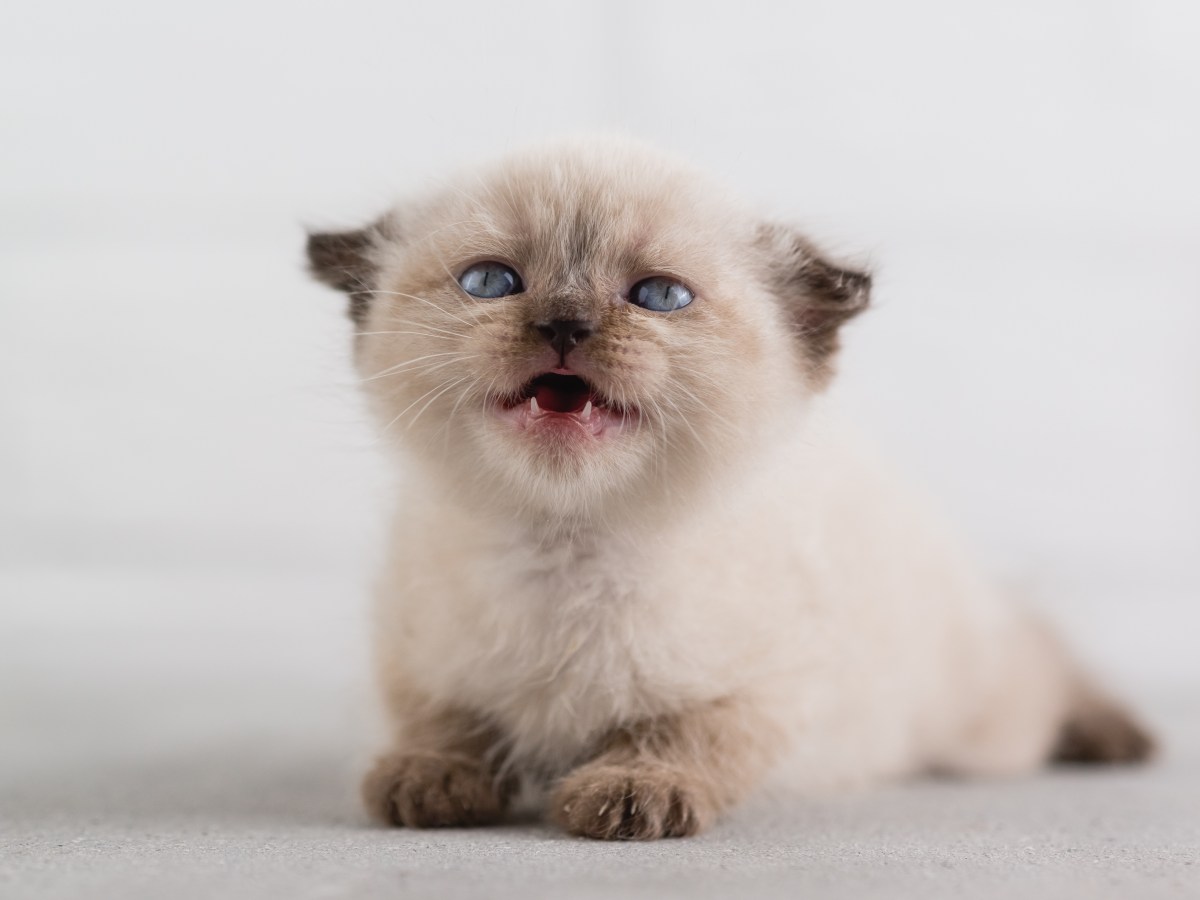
[374,412,1066,785]
[308,138,1151,838]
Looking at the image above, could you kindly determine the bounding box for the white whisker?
[360,351,476,383]
[361,289,475,327]
[374,375,472,442]
[406,375,474,433]
[353,330,458,341]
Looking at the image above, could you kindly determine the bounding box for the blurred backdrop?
[2,1,1197,773]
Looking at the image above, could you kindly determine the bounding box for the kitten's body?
[377,409,1065,786]
[309,139,1152,839]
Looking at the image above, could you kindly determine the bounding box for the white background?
[2,0,1197,734]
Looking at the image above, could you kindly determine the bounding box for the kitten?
[307,138,1153,840]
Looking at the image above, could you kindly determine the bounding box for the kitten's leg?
[362,706,515,828]
[549,697,778,840]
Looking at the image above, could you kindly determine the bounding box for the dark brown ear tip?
[304,229,328,259]
[807,257,871,309]
[305,232,327,275]
[835,266,872,301]
[305,227,375,294]
[306,228,368,265]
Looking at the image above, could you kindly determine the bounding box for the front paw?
[549,763,712,840]
[362,752,511,828]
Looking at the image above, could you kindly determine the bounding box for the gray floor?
[4,701,1198,900]
[2,567,1197,899]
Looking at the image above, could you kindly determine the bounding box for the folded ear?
[756,223,871,384]
[306,223,384,324]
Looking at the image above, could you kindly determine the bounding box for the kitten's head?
[308,139,869,526]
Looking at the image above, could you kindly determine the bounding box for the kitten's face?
[309,141,869,523]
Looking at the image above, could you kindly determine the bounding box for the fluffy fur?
[307,138,1153,840]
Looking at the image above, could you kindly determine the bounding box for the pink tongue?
[535,383,588,413]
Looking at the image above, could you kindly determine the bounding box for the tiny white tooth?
[530,395,540,415]
[581,400,593,420]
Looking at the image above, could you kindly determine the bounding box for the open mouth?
[496,372,634,436]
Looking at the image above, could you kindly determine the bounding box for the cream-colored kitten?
[307,138,1152,840]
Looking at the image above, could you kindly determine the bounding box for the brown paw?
[1053,704,1157,765]
[549,764,712,840]
[362,752,512,828]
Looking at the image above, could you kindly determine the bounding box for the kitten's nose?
[533,319,595,359]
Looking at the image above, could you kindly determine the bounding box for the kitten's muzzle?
[532,319,595,361]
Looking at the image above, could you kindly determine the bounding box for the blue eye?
[629,277,693,312]
[458,262,523,298]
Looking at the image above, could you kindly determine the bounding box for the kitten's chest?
[429,538,680,758]
[467,542,646,690]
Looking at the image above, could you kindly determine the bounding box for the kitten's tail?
[1051,674,1157,765]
